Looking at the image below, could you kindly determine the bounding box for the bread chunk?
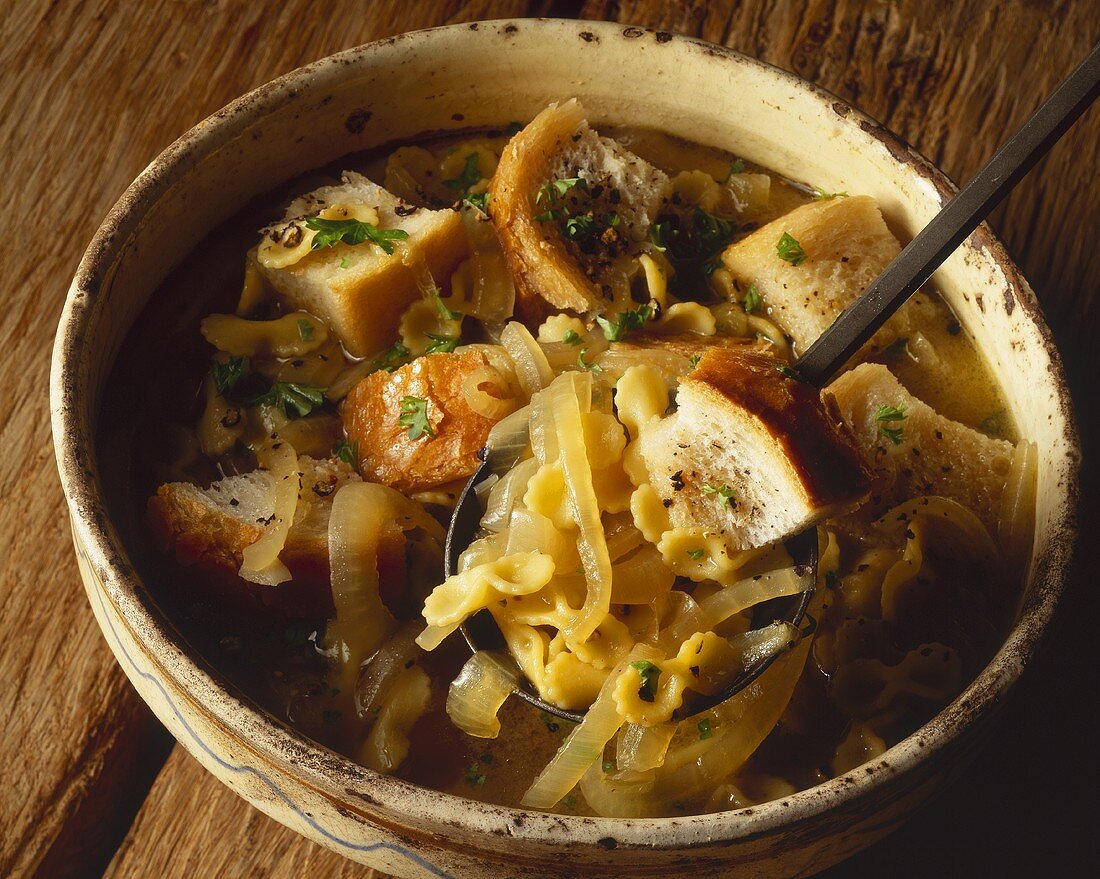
[827,363,1014,531]
[257,172,468,357]
[343,350,502,493]
[489,100,670,322]
[720,196,900,353]
[638,348,872,550]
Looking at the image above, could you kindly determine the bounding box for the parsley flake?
[596,303,654,342]
[743,284,763,314]
[702,483,737,508]
[688,354,701,370]
[212,355,247,395]
[825,570,840,590]
[431,290,459,321]
[536,176,587,206]
[250,382,326,418]
[576,348,602,372]
[424,332,461,354]
[561,329,583,346]
[687,548,706,560]
[811,186,849,201]
[630,660,661,703]
[372,340,411,373]
[444,153,482,193]
[399,395,434,440]
[776,231,807,265]
[297,319,315,341]
[875,404,907,445]
[602,760,616,772]
[776,364,798,379]
[462,191,490,213]
[464,761,487,786]
[697,718,713,740]
[333,439,358,466]
[305,217,409,255]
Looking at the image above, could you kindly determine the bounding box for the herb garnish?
[776,231,806,265]
[743,284,762,314]
[824,570,840,590]
[464,761,487,786]
[431,290,459,321]
[251,382,326,418]
[297,319,315,341]
[776,364,798,379]
[602,760,616,772]
[688,354,701,370]
[399,395,434,440]
[424,332,462,354]
[702,483,737,508]
[875,404,907,445]
[561,329,583,346]
[285,621,314,646]
[462,191,490,213]
[596,303,654,342]
[373,340,411,373]
[536,176,588,206]
[697,718,713,740]
[576,348,602,372]
[333,439,358,466]
[539,710,560,733]
[212,355,247,395]
[305,217,409,254]
[630,660,661,703]
[811,186,849,201]
[444,153,483,193]
[687,548,706,560]
[505,121,523,136]
[724,158,746,180]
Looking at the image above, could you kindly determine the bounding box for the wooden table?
[4,1,1097,876]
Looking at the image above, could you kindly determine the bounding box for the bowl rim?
[50,17,1080,854]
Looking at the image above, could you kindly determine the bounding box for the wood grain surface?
[2,1,1096,877]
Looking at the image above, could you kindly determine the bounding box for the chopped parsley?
[431,290,459,321]
[561,329,583,346]
[536,176,588,206]
[724,158,746,180]
[398,395,434,440]
[504,121,523,136]
[563,211,619,242]
[250,382,326,418]
[576,348,602,372]
[702,483,737,508]
[776,364,798,379]
[462,191,490,213]
[339,256,350,269]
[697,718,713,740]
[464,761,487,786]
[333,439,358,466]
[811,186,848,201]
[305,217,409,255]
[297,318,315,341]
[691,208,738,257]
[424,332,461,354]
[284,621,314,646]
[630,660,661,702]
[875,404,907,445]
[688,354,701,370]
[824,570,840,590]
[596,303,654,342]
[539,710,561,733]
[372,340,411,373]
[687,548,706,560]
[776,231,806,265]
[443,153,482,193]
[212,355,247,395]
[743,284,763,314]
[602,760,616,772]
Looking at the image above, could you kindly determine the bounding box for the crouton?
[343,350,504,493]
[826,363,1015,532]
[257,172,468,357]
[489,100,670,322]
[719,195,901,353]
[638,347,872,550]
[148,457,407,613]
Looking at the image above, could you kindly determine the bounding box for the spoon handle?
[796,40,1100,388]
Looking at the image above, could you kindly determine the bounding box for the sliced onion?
[459,207,516,323]
[361,665,431,773]
[446,651,520,738]
[462,365,519,419]
[501,321,553,399]
[611,545,675,605]
[522,645,658,809]
[239,440,299,585]
[997,440,1037,571]
[616,722,675,772]
[357,622,421,718]
[481,458,538,533]
[484,403,532,476]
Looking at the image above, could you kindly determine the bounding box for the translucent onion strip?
[462,365,519,419]
[446,651,519,738]
[997,440,1038,572]
[361,665,431,773]
[522,645,658,809]
[616,722,676,772]
[501,321,553,399]
[239,440,299,585]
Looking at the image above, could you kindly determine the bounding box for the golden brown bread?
[639,347,873,550]
[489,100,669,324]
[342,350,502,493]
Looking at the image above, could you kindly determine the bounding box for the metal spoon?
[446,41,1100,722]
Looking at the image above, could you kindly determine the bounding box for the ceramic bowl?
[51,18,1079,879]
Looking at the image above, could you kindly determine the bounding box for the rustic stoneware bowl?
[51,18,1079,879]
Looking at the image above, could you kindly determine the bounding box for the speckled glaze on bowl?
[51,19,1079,879]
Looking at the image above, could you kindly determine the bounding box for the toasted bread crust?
[342,350,501,493]
[687,348,873,511]
[489,101,598,322]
